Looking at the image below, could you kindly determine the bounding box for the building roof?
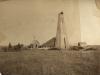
[41,37,56,47]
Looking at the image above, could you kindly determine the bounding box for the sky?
[0,0,81,45]
[80,0,100,45]
[0,0,100,45]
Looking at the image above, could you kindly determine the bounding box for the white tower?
[55,12,70,49]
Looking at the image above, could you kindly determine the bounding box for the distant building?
[40,37,56,48]
[28,40,40,49]
[78,42,87,47]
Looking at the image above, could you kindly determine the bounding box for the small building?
[28,40,40,49]
[78,42,87,47]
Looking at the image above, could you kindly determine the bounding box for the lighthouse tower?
[55,12,70,50]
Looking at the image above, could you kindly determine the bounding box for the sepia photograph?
[0,0,100,75]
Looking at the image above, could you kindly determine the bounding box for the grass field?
[0,49,100,75]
